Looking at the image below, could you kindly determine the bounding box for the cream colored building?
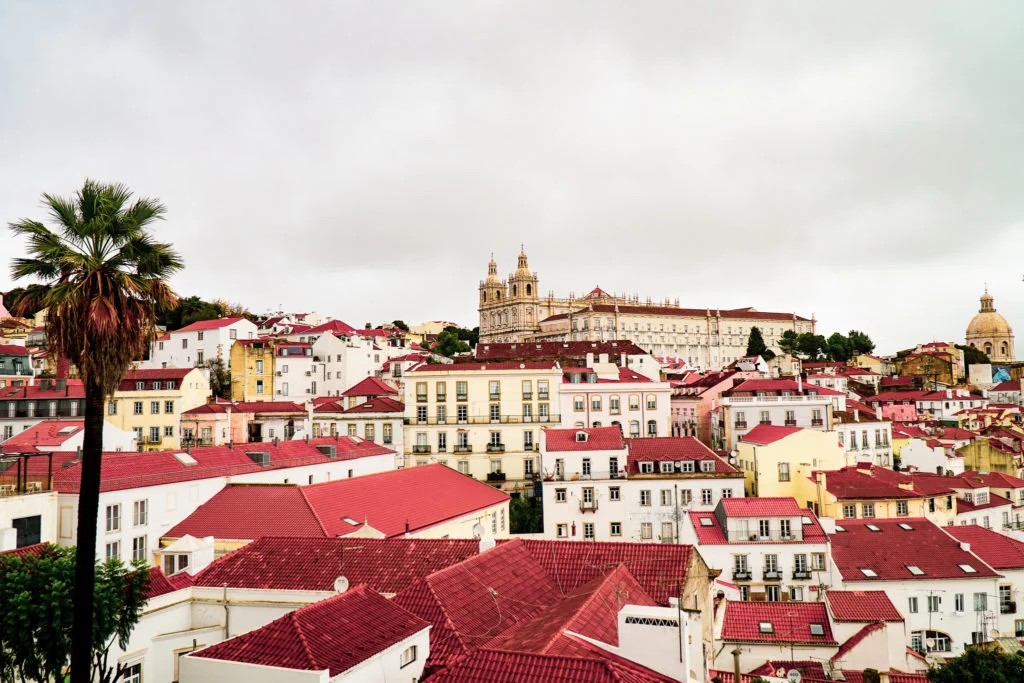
[966,288,1015,362]
[229,338,275,401]
[735,425,844,499]
[478,250,815,368]
[402,361,564,487]
[106,368,210,450]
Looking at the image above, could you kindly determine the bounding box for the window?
[105,541,120,562]
[928,595,941,613]
[400,645,417,668]
[105,504,121,532]
[778,462,790,482]
[489,380,500,400]
[582,458,592,476]
[765,585,781,602]
[640,490,652,506]
[149,426,160,443]
[256,379,264,395]
[458,461,470,475]
[610,396,620,414]
[1001,585,1013,612]
[974,593,987,611]
[629,421,640,438]
[591,396,601,411]
[417,406,427,423]
[122,663,141,683]
[897,501,908,516]
[133,401,143,415]
[349,424,359,436]
[794,554,808,572]
[108,402,117,415]
[701,489,712,505]
[780,520,792,538]
[255,359,264,373]
[722,489,733,498]
[647,420,657,436]
[758,621,774,634]
[556,523,568,538]
[133,500,148,526]
[861,503,875,518]
[490,404,500,422]
[1016,620,1024,637]
[764,554,778,573]
[416,382,428,402]
[456,381,468,400]
[573,396,584,411]
[734,555,748,574]
[908,597,919,613]
[610,521,621,536]
[646,395,657,410]
[640,522,652,539]
[583,522,595,540]
[132,535,147,562]
[555,489,567,503]
[660,489,672,506]
[955,593,965,612]
[759,410,770,425]
[437,405,447,423]
[789,586,804,601]
[609,486,620,501]
[629,395,640,410]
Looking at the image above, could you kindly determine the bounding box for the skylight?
[801,516,812,525]
[866,524,881,532]
[907,565,924,576]
[341,516,359,525]
[809,624,825,636]
[860,568,878,577]
[835,525,845,532]
[959,564,977,574]
[898,523,914,531]
[758,622,774,634]
[57,426,78,435]
[699,518,714,527]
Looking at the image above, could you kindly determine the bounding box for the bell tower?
[508,245,540,338]
[478,254,507,339]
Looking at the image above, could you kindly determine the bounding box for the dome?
[967,311,1013,337]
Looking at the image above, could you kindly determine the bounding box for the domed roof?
[967,289,1013,338]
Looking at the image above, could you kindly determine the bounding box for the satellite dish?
[472,522,483,539]
[333,575,349,594]
[787,669,802,683]
[926,638,936,648]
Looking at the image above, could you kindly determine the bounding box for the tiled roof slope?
[544,426,625,452]
[832,622,885,662]
[944,525,1024,569]
[428,644,675,683]
[1,420,83,447]
[474,340,648,361]
[830,518,1001,581]
[175,317,247,332]
[721,497,804,517]
[165,484,327,540]
[341,377,398,396]
[816,466,920,500]
[721,601,836,644]
[740,424,803,445]
[53,436,392,493]
[190,585,428,675]
[626,437,736,473]
[145,567,194,599]
[192,536,482,594]
[825,590,903,622]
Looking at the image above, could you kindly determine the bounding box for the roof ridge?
[831,621,884,661]
[297,486,331,536]
[289,609,322,671]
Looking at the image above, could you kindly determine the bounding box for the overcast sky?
[1,2,1023,353]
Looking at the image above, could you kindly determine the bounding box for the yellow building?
[735,425,844,499]
[229,338,275,401]
[801,465,957,526]
[0,318,33,344]
[402,360,564,487]
[106,368,209,450]
[959,439,1018,475]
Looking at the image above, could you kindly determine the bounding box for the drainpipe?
[222,583,230,638]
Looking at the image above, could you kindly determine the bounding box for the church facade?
[478,250,816,369]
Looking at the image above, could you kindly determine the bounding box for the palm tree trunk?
[70,380,105,682]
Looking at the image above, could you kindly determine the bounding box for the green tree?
[827,332,853,362]
[509,493,543,533]
[205,358,231,400]
[928,646,1024,683]
[0,545,150,683]
[797,333,829,360]
[434,330,472,357]
[391,319,409,331]
[8,180,181,683]
[443,325,479,348]
[958,344,992,367]
[745,326,767,357]
[847,330,875,355]
[778,330,799,356]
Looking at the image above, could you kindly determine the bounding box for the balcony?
[456,393,468,402]
[759,420,772,426]
[437,394,446,402]
[733,570,752,581]
[734,421,748,429]
[727,530,801,543]
[811,419,824,426]
[486,472,506,483]
[538,392,549,401]
[489,393,501,401]
[416,394,427,403]
[522,392,532,401]
[762,570,782,581]
[454,445,473,454]
[486,444,505,453]
[792,570,812,580]
[403,414,561,426]
[412,445,432,454]
[579,499,599,512]
[784,420,797,427]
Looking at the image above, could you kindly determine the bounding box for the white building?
[2,436,395,560]
[899,438,966,476]
[715,378,844,451]
[559,363,671,437]
[147,317,258,368]
[832,402,893,469]
[0,418,136,456]
[274,341,314,398]
[311,332,383,397]
[681,497,833,603]
[313,396,404,466]
[830,518,1004,657]
[540,426,745,543]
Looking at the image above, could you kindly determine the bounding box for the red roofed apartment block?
[146,316,258,369]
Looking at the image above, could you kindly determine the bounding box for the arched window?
[526,284,532,295]
[985,343,993,354]
[573,396,585,412]
[647,420,658,436]
[629,421,640,437]
[1002,342,1008,356]
[512,285,517,296]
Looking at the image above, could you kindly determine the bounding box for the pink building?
[671,370,759,445]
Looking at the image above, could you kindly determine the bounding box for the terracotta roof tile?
[721,601,835,644]
[944,525,1024,570]
[175,317,247,332]
[825,590,903,622]
[625,437,735,473]
[720,497,804,517]
[145,567,194,599]
[341,377,399,396]
[739,424,804,445]
[166,484,327,540]
[428,645,674,683]
[190,585,428,675]
[543,427,625,452]
[1,419,83,448]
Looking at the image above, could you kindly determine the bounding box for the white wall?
[331,628,430,683]
[180,656,328,683]
[312,334,382,397]
[148,319,258,369]
[900,439,964,476]
[0,491,59,548]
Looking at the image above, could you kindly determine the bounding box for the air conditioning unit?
[276,371,282,376]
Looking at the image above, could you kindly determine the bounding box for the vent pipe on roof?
[960,542,970,552]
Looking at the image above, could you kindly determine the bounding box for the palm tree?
[8,180,181,682]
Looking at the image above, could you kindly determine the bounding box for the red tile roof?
[53,436,393,494]
[990,381,1021,392]
[816,466,921,500]
[824,590,903,622]
[0,420,83,448]
[0,380,85,400]
[727,379,843,396]
[190,585,428,676]
[412,361,560,373]
[543,427,625,452]
[169,465,507,541]
[739,424,804,445]
[956,492,1012,513]
[830,518,1001,581]
[0,344,29,355]
[175,316,247,332]
[748,661,827,679]
[341,376,399,396]
[428,644,675,683]
[688,509,827,545]
[721,497,804,517]
[193,536,483,593]
[474,340,648,361]
[302,319,357,336]
[626,437,735,472]
[145,567,194,599]
[961,470,1024,489]
[721,601,835,644]
[551,303,810,323]
[944,525,1024,569]
[340,397,404,414]
[0,543,50,558]
[832,622,885,662]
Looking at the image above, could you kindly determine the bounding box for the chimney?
[959,542,971,552]
[797,373,803,393]
[854,410,860,423]
[586,352,594,368]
